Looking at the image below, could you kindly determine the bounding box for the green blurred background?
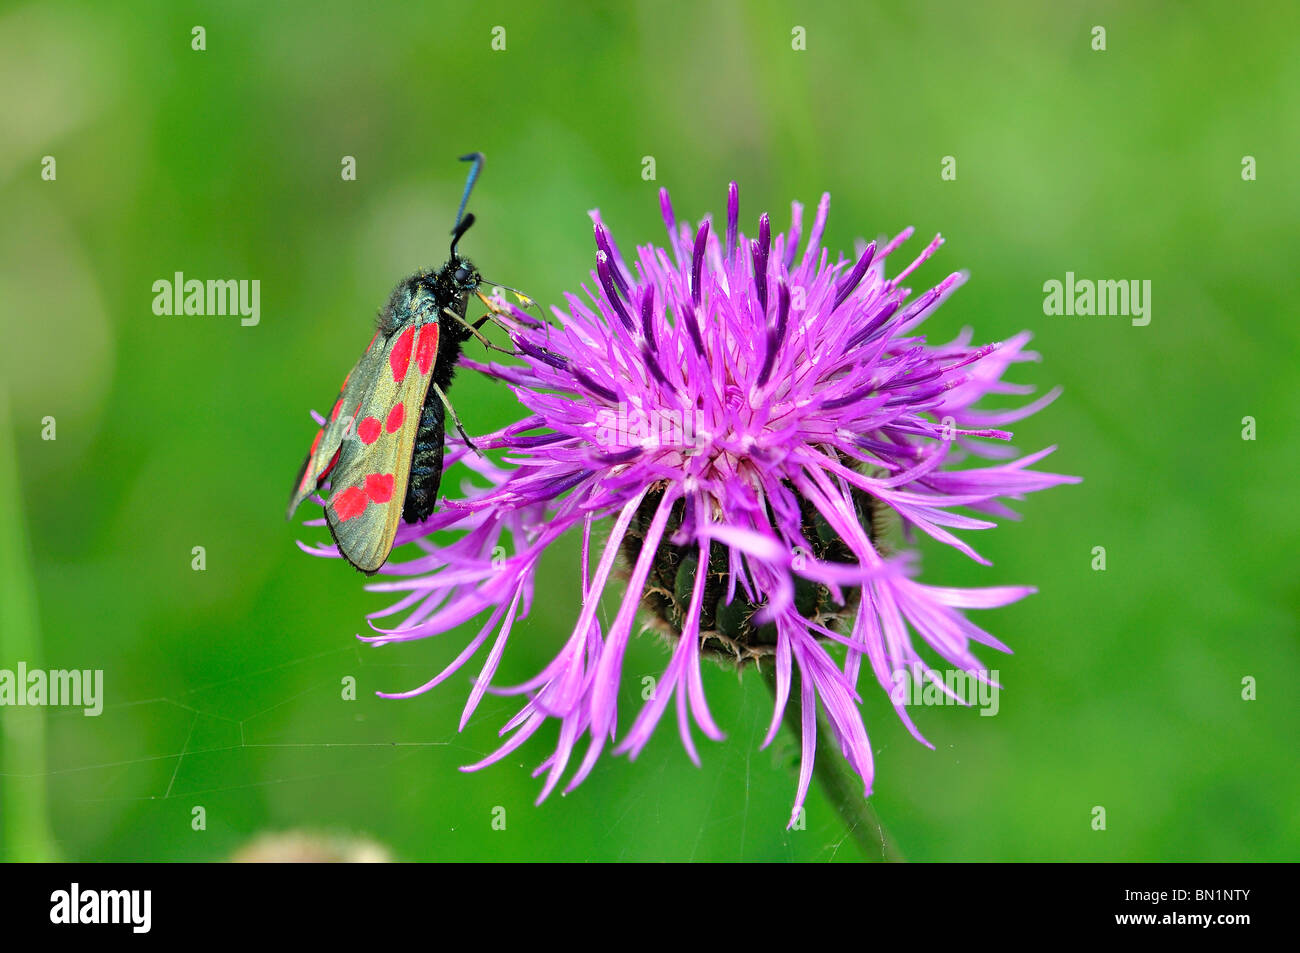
[1,0,1297,862]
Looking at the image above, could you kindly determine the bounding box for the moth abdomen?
[401,291,474,525]
[402,395,446,524]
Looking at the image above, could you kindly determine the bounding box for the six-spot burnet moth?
[287,153,516,574]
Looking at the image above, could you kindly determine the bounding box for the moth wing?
[287,332,386,519]
[325,319,442,573]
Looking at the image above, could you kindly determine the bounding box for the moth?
[287,153,508,573]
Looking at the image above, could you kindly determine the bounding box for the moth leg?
[476,288,554,349]
[431,381,485,458]
[443,304,516,356]
[480,284,544,321]
[480,288,554,348]
[476,287,548,332]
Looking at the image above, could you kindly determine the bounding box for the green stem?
[0,389,59,861]
[762,662,903,862]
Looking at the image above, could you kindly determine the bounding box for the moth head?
[450,257,481,294]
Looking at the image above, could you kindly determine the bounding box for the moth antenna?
[450,152,485,253]
[450,213,475,256]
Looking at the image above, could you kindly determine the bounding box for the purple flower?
[303,184,1079,825]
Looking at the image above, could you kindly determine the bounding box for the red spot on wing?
[332,486,368,521]
[386,402,405,433]
[364,473,394,504]
[357,416,381,444]
[390,326,415,382]
[416,324,439,375]
[330,398,344,422]
[309,429,323,456]
[319,446,341,482]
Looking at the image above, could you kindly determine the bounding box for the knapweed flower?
[303,184,1079,825]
